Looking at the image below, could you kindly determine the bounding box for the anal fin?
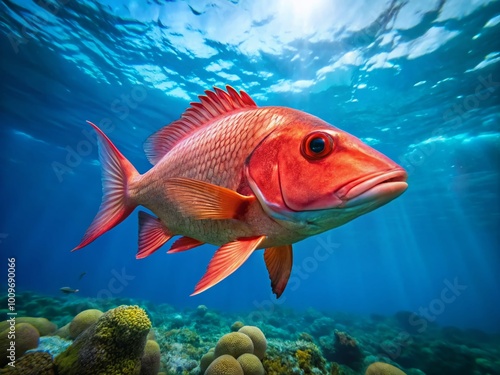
[166,177,255,220]
[168,236,204,253]
[191,235,266,296]
[264,244,293,298]
[137,211,173,259]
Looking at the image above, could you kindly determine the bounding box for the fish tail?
[72,121,139,251]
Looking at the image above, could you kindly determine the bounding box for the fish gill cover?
[0,0,499,373]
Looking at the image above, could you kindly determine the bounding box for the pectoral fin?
[166,177,255,220]
[191,235,266,296]
[264,245,293,298]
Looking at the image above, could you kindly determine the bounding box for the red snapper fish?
[74,86,407,297]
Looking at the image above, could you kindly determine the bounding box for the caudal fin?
[73,121,139,251]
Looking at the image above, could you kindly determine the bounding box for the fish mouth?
[336,168,408,208]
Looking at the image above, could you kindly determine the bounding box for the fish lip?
[336,168,408,207]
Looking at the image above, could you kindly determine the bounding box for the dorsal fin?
[144,86,257,165]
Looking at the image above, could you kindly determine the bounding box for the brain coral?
[146,329,156,341]
[365,362,407,375]
[54,323,70,339]
[69,309,103,339]
[54,305,151,375]
[231,321,244,332]
[140,339,161,375]
[237,353,265,375]
[214,332,254,359]
[200,348,215,373]
[0,317,56,336]
[0,323,40,367]
[205,354,244,375]
[238,326,267,360]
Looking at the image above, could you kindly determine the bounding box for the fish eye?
[301,131,335,160]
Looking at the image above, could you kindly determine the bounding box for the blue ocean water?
[1,0,499,338]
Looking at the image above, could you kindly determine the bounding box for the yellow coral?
[112,305,151,331]
[95,305,151,340]
[262,357,291,375]
[295,349,312,371]
[54,305,151,375]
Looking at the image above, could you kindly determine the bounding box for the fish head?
[245,108,408,234]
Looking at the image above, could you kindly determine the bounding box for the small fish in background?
[60,287,79,294]
[73,86,408,297]
[78,271,87,281]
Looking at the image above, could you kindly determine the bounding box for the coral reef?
[331,330,364,371]
[295,348,312,371]
[54,305,151,375]
[263,338,327,374]
[419,340,476,375]
[4,290,500,375]
[196,305,208,317]
[310,316,336,337]
[158,327,202,373]
[393,311,422,335]
[330,362,359,375]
